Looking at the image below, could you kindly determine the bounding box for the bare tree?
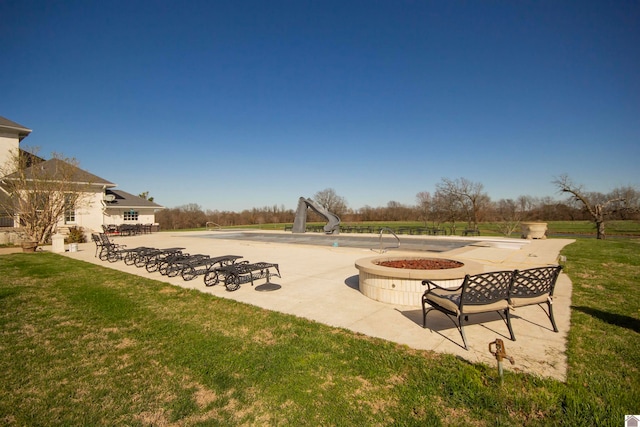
[552,174,632,239]
[435,177,489,228]
[416,191,432,226]
[155,203,208,229]
[382,201,414,221]
[357,205,376,221]
[432,190,461,234]
[0,148,93,244]
[313,188,348,217]
[608,186,640,220]
[494,198,522,236]
[516,195,535,219]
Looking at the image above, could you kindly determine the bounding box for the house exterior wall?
[102,209,157,226]
[57,189,159,238]
[0,132,19,174]
[2,188,107,242]
[1,118,162,241]
[60,189,106,234]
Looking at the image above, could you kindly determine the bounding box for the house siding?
[1,117,164,241]
[61,190,106,234]
[0,132,19,175]
[103,210,158,227]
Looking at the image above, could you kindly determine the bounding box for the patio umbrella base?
[255,283,281,292]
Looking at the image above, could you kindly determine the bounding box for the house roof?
[104,188,164,209]
[3,158,116,187]
[0,116,165,217]
[20,149,46,166]
[0,116,32,141]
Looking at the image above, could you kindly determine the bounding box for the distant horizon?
[2,1,638,212]
[148,185,576,213]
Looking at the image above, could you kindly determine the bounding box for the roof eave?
[104,205,165,209]
[0,125,32,141]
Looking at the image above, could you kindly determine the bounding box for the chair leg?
[422,298,429,328]
[505,309,516,341]
[424,303,468,350]
[422,305,429,328]
[458,316,469,350]
[547,301,559,332]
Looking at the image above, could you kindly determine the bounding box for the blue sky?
[2,1,638,212]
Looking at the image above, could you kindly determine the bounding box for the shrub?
[65,226,86,244]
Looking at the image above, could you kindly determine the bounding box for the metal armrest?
[421,279,463,292]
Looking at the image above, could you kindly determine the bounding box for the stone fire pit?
[355,256,483,306]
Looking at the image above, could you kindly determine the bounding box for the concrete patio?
[61,230,574,381]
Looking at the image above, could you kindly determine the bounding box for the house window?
[0,216,14,227]
[32,192,49,212]
[64,195,76,224]
[64,209,76,223]
[123,210,139,221]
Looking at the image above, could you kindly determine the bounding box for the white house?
[0,116,164,241]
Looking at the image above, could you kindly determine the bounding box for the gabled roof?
[104,189,164,209]
[20,149,46,166]
[0,116,32,141]
[3,158,115,187]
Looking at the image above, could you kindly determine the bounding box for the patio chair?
[102,224,118,236]
[91,233,105,258]
[94,233,128,262]
[510,265,563,332]
[422,270,515,350]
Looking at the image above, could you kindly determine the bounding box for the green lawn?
[212,220,640,237]
[1,238,638,425]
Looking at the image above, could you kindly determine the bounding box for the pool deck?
[61,230,575,381]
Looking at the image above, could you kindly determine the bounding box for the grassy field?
[219,220,640,237]
[1,237,638,425]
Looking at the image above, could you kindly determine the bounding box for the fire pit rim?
[355,255,484,280]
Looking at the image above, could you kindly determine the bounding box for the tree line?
[155,177,640,239]
[5,143,635,243]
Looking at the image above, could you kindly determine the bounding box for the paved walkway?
[61,230,575,381]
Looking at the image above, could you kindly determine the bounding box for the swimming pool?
[198,231,471,253]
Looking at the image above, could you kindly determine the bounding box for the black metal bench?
[205,262,281,291]
[510,266,562,332]
[421,266,563,349]
[422,270,515,350]
[427,227,447,235]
